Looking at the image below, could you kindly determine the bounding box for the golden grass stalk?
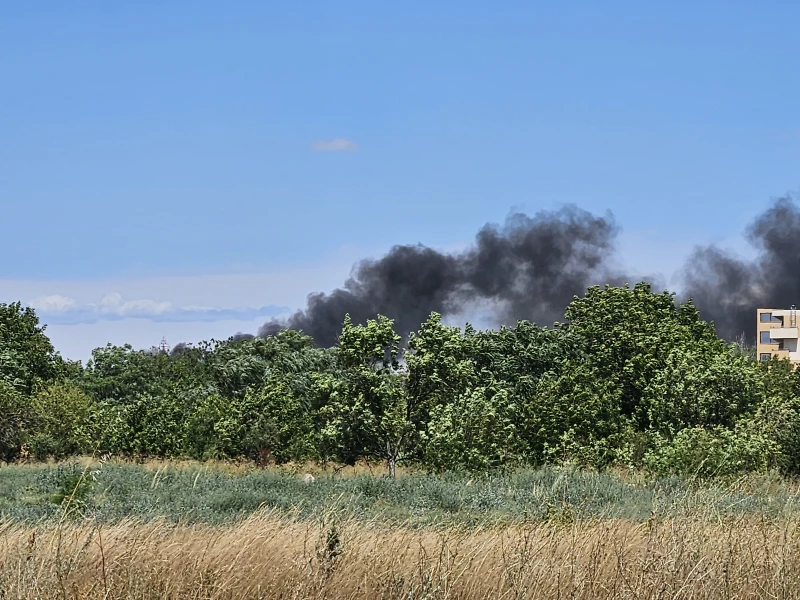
[1,512,799,599]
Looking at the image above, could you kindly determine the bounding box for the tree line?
[2,282,799,478]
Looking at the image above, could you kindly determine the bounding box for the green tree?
[241,376,318,464]
[407,313,587,470]
[81,344,170,404]
[562,283,728,433]
[28,382,95,459]
[183,390,234,460]
[424,384,522,471]
[0,380,32,462]
[98,390,191,457]
[643,424,779,478]
[640,346,761,437]
[0,302,70,394]
[319,315,414,476]
[208,330,329,398]
[739,358,800,474]
[525,365,625,468]
[405,313,478,431]
[183,376,318,463]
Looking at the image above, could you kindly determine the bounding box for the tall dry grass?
[2,512,800,599]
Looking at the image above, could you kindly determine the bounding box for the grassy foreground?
[4,461,800,598]
[3,460,800,525]
[4,513,800,598]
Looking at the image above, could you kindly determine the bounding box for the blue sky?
[2,2,799,359]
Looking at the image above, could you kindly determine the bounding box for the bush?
[29,382,95,459]
[643,425,779,479]
[0,381,32,462]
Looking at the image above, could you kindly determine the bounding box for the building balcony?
[767,327,799,339]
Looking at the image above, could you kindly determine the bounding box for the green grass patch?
[1,461,799,527]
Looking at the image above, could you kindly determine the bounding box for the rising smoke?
[259,205,655,347]
[256,196,800,347]
[682,195,800,342]
[255,196,800,347]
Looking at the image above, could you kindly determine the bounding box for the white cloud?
[26,293,287,326]
[0,249,362,360]
[96,292,173,317]
[311,138,358,152]
[1,248,361,314]
[29,294,77,313]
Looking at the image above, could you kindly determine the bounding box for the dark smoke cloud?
[251,195,800,346]
[231,333,255,343]
[682,195,800,342]
[260,206,650,347]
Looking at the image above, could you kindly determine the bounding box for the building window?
[760,353,772,362]
[760,331,773,344]
[761,312,783,323]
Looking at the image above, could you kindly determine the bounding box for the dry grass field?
[4,461,800,598]
[3,512,800,599]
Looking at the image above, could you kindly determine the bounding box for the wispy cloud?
[311,138,358,152]
[1,250,364,359]
[28,293,288,325]
[29,294,77,313]
[96,292,172,317]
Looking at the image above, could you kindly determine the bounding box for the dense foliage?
[1,283,798,477]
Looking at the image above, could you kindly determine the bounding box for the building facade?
[757,307,800,362]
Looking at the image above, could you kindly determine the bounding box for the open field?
[4,462,800,598]
[4,512,800,598]
[3,460,800,526]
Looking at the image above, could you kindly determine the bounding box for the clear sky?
[2,2,799,360]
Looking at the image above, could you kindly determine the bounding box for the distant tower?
[159,337,169,354]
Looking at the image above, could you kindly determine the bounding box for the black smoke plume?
[260,206,647,347]
[231,333,255,343]
[682,195,800,342]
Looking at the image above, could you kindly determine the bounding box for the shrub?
[29,382,95,459]
[643,425,779,479]
[0,380,32,462]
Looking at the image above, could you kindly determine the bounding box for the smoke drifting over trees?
[258,196,800,346]
[683,196,800,342]
[259,206,647,347]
